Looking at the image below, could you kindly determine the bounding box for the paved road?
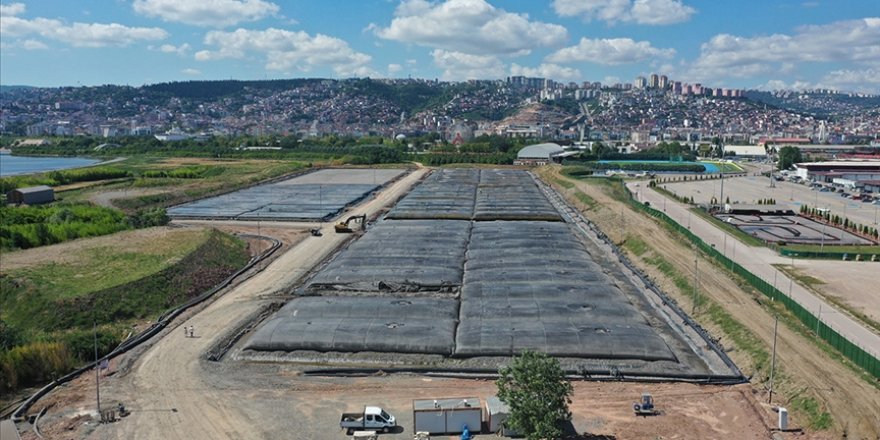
[95,168,427,440]
[631,182,880,360]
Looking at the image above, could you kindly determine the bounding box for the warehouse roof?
[12,185,53,194]
[517,143,564,160]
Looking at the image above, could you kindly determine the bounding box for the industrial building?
[793,161,880,188]
[514,142,568,165]
[6,185,54,205]
[724,145,767,158]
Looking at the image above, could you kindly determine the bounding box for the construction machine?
[633,393,658,416]
[335,214,367,233]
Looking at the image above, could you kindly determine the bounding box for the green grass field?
[0,228,249,394]
[700,160,745,173]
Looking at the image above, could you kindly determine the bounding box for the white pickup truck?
[340,406,396,433]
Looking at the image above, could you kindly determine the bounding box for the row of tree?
[799,205,880,240]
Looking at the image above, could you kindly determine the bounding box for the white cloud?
[387,63,403,74]
[0,2,25,16]
[552,0,695,25]
[195,28,377,77]
[687,17,880,81]
[374,0,567,56]
[154,43,191,56]
[602,75,621,85]
[509,63,581,81]
[546,37,675,65]
[132,0,279,27]
[0,38,48,50]
[431,49,504,80]
[20,39,47,50]
[818,68,880,93]
[755,79,814,91]
[182,68,202,76]
[0,15,168,47]
[629,0,696,25]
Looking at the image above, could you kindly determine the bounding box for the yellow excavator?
[334,214,367,233]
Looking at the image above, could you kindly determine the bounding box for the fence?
[625,184,879,379]
[778,248,880,261]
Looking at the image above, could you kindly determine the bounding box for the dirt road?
[61,168,427,440]
[22,165,873,439]
[538,167,879,438]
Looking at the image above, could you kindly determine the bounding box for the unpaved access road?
[38,168,427,440]
[26,166,773,440]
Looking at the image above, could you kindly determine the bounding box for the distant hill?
[745,90,880,118]
[0,85,36,93]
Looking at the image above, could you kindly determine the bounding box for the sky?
[0,0,878,92]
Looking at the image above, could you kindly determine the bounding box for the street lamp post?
[692,246,699,314]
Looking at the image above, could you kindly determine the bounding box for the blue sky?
[1,0,878,92]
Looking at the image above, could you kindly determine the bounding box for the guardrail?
[9,233,281,422]
[626,183,880,379]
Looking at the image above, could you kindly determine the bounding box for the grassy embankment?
[0,228,249,395]
[545,168,841,431]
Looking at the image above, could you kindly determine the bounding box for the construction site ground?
[11,165,874,440]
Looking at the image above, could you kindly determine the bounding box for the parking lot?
[663,175,880,228]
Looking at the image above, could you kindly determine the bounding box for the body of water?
[598,160,721,173]
[0,152,101,177]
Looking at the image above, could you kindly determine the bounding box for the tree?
[777,146,803,171]
[496,350,573,440]
[592,142,611,159]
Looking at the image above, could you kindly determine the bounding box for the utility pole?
[768,316,778,404]
[94,321,102,422]
[692,247,699,314]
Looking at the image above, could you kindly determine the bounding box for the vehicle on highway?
[340,406,396,433]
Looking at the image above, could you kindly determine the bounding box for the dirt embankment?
[538,166,880,439]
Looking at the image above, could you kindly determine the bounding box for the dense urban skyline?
[0,0,878,93]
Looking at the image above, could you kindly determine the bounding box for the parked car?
[340,407,397,433]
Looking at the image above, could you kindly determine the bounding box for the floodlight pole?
[768,316,778,404]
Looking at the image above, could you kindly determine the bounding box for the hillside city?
[2,75,879,149]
